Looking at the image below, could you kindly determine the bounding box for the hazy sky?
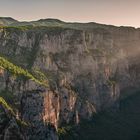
[0,0,140,27]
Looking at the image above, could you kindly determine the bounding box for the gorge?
[0,17,140,140]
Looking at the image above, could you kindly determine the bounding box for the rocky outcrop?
[21,89,58,140]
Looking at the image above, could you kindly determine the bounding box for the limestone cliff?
[0,97,25,140]
[0,19,140,139]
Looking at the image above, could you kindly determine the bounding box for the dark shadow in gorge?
[60,91,140,140]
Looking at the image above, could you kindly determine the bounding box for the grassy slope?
[0,97,28,127]
[0,56,48,87]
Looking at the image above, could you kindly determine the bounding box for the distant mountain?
[10,18,64,27]
[0,17,120,30]
[0,17,18,26]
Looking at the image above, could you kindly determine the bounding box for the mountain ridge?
[0,17,137,30]
[0,17,19,26]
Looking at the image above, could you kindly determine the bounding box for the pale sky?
[0,0,140,27]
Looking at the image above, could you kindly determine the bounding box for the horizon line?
[0,16,139,29]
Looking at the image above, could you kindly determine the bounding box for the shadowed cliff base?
[59,91,140,140]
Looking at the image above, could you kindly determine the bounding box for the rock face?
[0,22,140,139]
[21,89,58,140]
[0,100,25,140]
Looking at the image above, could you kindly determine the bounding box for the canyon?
[0,17,140,140]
